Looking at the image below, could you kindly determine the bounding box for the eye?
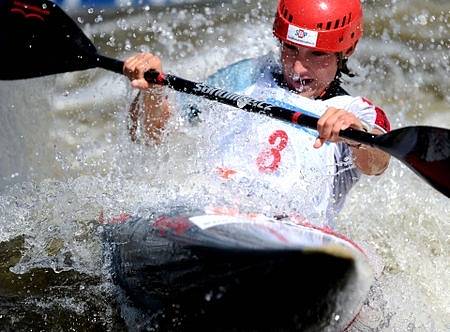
[283,43,298,52]
[285,44,297,51]
[311,51,328,57]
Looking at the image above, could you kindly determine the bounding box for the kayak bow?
[105,209,373,331]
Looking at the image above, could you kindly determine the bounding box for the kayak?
[105,208,373,331]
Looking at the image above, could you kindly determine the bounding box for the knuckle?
[327,107,337,113]
[322,121,332,131]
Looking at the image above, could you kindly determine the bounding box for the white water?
[0,0,449,330]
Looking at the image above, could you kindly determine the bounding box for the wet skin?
[280,42,338,99]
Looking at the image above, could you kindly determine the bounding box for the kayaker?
[122,0,391,223]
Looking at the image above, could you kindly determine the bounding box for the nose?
[293,59,308,74]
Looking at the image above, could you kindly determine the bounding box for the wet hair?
[335,54,356,81]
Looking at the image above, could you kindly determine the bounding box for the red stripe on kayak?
[344,309,363,332]
[263,226,289,244]
[11,0,49,21]
[154,216,191,236]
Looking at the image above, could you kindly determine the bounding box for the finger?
[316,107,338,134]
[332,112,354,137]
[123,54,139,67]
[340,112,362,131]
[129,62,152,81]
[136,59,162,81]
[321,121,345,144]
[124,55,141,71]
[313,136,326,149]
[137,52,154,60]
[124,53,157,78]
[318,108,341,141]
[145,56,163,73]
[136,53,159,67]
[124,58,142,78]
[330,118,349,141]
[131,78,150,90]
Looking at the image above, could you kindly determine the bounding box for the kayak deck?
[105,211,372,331]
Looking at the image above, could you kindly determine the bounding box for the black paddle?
[1,0,449,198]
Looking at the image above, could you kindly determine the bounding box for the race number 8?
[256,130,289,173]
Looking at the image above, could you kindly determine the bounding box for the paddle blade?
[0,0,98,80]
[374,126,450,198]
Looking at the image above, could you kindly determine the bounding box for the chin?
[288,83,317,98]
[295,89,317,99]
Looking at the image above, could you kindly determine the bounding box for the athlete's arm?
[348,127,390,175]
[123,53,171,143]
[313,107,390,175]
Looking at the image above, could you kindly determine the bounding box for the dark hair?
[336,54,355,80]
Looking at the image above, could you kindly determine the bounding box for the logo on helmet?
[287,25,318,47]
[295,29,307,39]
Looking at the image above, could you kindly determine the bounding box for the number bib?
[192,75,343,223]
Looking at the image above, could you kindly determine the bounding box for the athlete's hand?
[123,53,163,90]
[314,107,364,148]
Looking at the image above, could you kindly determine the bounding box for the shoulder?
[357,97,391,132]
[326,95,391,132]
[206,53,277,92]
[206,57,259,92]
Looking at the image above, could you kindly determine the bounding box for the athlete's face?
[280,43,339,99]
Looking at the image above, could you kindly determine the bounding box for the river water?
[0,0,449,330]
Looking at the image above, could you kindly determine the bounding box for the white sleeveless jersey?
[182,53,390,225]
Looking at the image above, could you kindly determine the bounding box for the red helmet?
[273,0,364,56]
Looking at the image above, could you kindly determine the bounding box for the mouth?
[289,75,314,91]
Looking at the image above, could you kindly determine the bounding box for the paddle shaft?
[96,55,124,75]
[96,55,377,147]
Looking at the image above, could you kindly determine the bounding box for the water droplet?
[107,36,116,47]
[117,18,129,31]
[87,8,94,14]
[205,291,213,301]
[94,15,103,23]
[417,14,428,26]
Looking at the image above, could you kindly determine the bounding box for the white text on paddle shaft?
[192,83,273,112]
